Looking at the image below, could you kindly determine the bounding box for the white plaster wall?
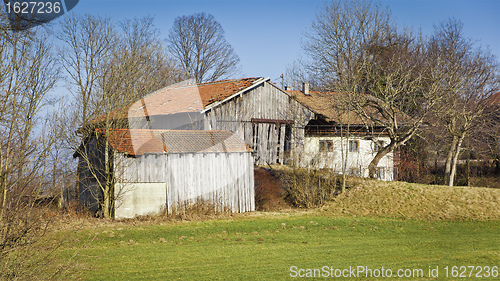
[302,136,394,181]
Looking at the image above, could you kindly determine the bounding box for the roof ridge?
[194,77,261,87]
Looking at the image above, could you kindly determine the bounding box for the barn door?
[251,119,293,165]
[277,124,292,164]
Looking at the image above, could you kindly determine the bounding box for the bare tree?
[359,30,446,178]
[302,0,446,179]
[111,16,187,102]
[57,14,117,218]
[285,57,315,91]
[167,12,240,83]
[0,27,58,220]
[0,20,67,278]
[428,18,499,186]
[57,14,117,126]
[59,15,185,218]
[303,0,392,93]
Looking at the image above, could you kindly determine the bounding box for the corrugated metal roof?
[153,130,252,153]
[96,129,252,156]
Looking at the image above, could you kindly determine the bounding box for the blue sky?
[67,0,499,84]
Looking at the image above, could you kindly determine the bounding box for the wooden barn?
[75,129,254,218]
[123,77,315,165]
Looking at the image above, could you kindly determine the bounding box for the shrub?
[0,204,72,280]
[274,168,339,208]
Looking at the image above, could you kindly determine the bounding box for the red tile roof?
[287,90,370,125]
[96,129,252,156]
[197,78,262,107]
[136,77,261,115]
[96,128,165,155]
[132,77,262,115]
[89,78,264,126]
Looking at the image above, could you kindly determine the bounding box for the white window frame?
[319,140,334,153]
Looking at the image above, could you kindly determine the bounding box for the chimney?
[302,82,310,96]
[284,86,292,91]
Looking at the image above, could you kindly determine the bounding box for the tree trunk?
[466,138,470,186]
[444,135,458,185]
[102,129,112,219]
[102,188,110,218]
[448,133,465,187]
[0,178,7,221]
[368,142,395,179]
[341,125,349,193]
[466,155,470,186]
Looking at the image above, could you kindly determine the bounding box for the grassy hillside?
[257,166,500,221]
[324,178,500,221]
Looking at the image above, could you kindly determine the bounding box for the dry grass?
[160,198,234,221]
[113,198,234,226]
[469,175,500,189]
[325,178,500,220]
[0,204,91,281]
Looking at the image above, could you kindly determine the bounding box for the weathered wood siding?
[204,81,314,165]
[165,152,254,213]
[114,151,254,218]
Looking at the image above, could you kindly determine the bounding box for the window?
[374,140,385,152]
[349,140,359,152]
[376,167,385,180]
[319,140,333,152]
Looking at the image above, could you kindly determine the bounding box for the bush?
[274,168,339,208]
[0,204,72,280]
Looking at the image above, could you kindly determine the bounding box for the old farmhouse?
[289,88,395,180]
[75,77,396,217]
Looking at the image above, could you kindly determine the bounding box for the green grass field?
[62,214,499,280]
[52,178,500,280]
